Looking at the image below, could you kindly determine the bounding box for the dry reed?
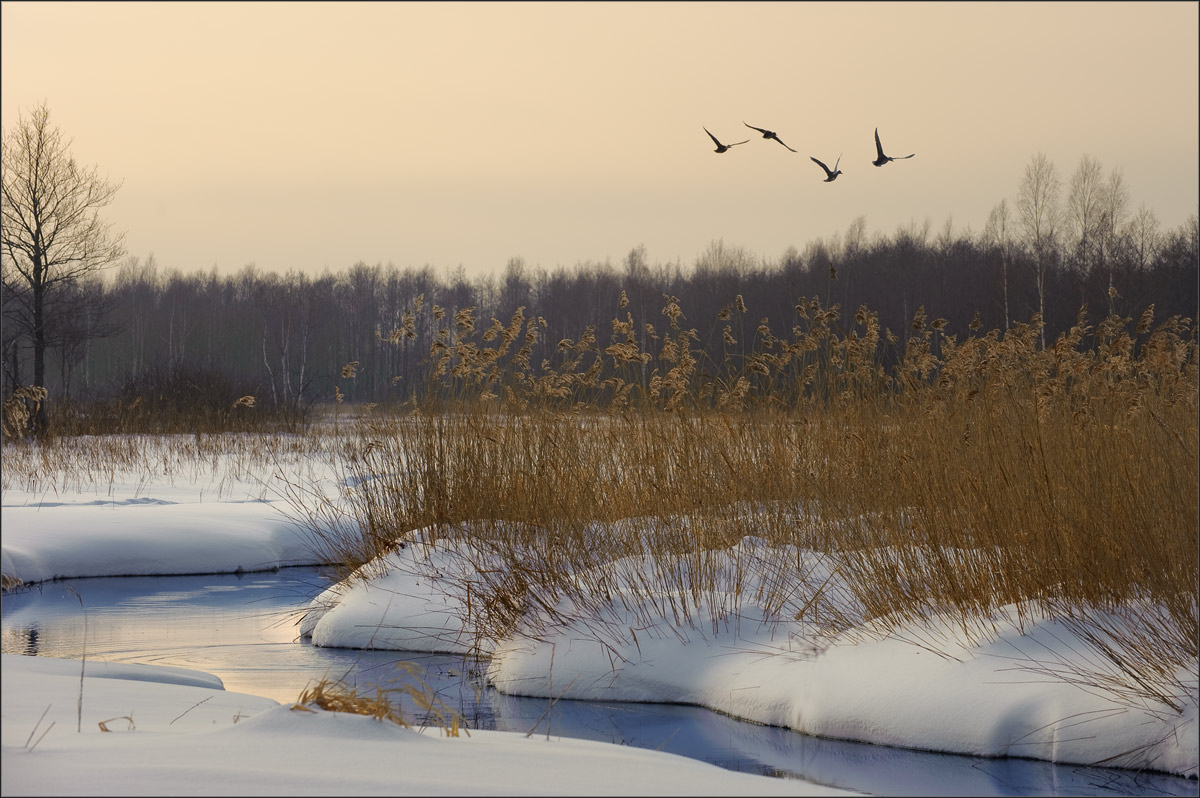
[291,663,468,736]
[309,293,1197,714]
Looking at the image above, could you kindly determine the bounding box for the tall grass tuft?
[291,663,468,736]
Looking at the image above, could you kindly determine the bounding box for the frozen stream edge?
[298,532,1199,779]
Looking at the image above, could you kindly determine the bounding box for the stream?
[1,567,1195,797]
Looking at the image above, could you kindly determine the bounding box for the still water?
[1,568,1195,797]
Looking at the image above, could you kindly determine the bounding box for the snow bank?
[1,499,324,582]
[299,543,485,654]
[301,533,1199,778]
[1,654,849,796]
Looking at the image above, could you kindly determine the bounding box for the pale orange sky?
[3,1,1197,278]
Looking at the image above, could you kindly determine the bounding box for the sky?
[2,1,1197,280]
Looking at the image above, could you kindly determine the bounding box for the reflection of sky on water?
[2,569,1195,797]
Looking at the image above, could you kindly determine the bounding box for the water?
[2,568,1195,797]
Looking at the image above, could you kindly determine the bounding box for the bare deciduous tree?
[1,102,125,431]
[1124,203,1161,272]
[1066,154,1104,273]
[983,199,1014,331]
[844,215,869,262]
[1017,152,1062,349]
[1099,166,1130,313]
[46,276,118,401]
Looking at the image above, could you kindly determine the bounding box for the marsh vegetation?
[287,292,1198,717]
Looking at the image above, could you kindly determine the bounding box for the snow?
[297,532,1198,777]
[3,435,1197,793]
[0,500,320,582]
[2,654,844,796]
[2,439,849,795]
[301,545,486,654]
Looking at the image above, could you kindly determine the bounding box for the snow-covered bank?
[1,436,338,583]
[488,608,1198,775]
[1,654,848,796]
[1,499,322,582]
[298,532,1199,778]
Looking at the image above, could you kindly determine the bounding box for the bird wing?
[729,139,750,146]
[743,122,767,134]
[704,127,723,146]
[811,156,831,175]
[775,137,797,152]
[834,154,842,171]
[897,153,915,159]
[875,128,886,159]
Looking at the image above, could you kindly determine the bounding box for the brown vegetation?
[306,293,1197,711]
[291,664,467,737]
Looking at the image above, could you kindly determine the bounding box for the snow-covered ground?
[298,532,1198,777]
[2,654,845,796]
[1,438,849,795]
[3,435,1197,794]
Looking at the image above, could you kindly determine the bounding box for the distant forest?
[4,209,1197,415]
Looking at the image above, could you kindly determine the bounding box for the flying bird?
[704,127,749,153]
[873,128,915,167]
[743,122,797,153]
[811,154,843,183]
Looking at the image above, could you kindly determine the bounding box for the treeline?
[16,208,1196,419]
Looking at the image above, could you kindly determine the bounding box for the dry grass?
[291,663,468,737]
[305,293,1197,713]
[0,428,347,501]
[1,386,48,439]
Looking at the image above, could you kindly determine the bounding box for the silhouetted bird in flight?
[704,127,749,153]
[743,122,797,152]
[811,154,843,182]
[872,128,915,167]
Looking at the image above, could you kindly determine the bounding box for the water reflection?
[2,569,1194,797]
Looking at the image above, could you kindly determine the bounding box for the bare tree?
[499,256,532,315]
[934,215,958,262]
[983,199,1014,331]
[843,215,868,262]
[257,272,319,415]
[1124,203,1161,272]
[1016,152,1062,348]
[1,103,125,431]
[112,254,160,375]
[1098,166,1130,313]
[46,276,118,401]
[1066,154,1104,273]
[1,268,28,390]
